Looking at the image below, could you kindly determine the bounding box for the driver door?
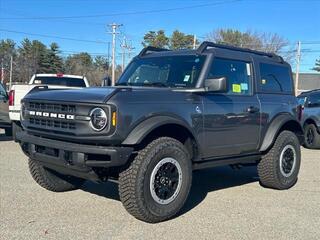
[201,57,261,158]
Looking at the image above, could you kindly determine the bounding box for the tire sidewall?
[275,133,301,188]
[141,142,192,218]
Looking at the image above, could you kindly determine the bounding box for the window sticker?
[261,79,266,85]
[241,83,248,91]
[34,80,42,84]
[232,84,241,93]
[183,75,190,82]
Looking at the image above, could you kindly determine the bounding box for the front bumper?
[17,131,133,181]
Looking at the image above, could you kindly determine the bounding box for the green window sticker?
[241,83,248,91]
[232,84,241,93]
[183,75,190,82]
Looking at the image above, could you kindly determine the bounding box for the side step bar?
[193,154,261,170]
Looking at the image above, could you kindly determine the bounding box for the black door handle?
[247,106,259,113]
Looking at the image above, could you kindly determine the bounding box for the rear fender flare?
[260,114,303,152]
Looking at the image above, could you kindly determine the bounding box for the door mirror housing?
[204,77,227,92]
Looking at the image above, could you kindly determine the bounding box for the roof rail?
[197,41,284,63]
[138,46,170,57]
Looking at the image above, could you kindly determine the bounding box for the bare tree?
[206,29,293,61]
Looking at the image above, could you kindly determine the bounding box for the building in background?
[293,73,320,95]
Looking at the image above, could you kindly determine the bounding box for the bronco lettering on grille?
[28,110,75,120]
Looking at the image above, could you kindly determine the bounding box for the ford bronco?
[17,42,304,223]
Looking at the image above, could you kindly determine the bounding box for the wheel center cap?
[160,177,166,184]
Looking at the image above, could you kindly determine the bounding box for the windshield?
[117,55,206,88]
[32,77,86,87]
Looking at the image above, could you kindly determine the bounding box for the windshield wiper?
[142,82,168,87]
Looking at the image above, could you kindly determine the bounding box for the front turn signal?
[112,112,117,127]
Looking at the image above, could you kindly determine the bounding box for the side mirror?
[204,77,227,92]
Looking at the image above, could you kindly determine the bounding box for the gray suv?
[17,42,304,223]
[298,89,320,149]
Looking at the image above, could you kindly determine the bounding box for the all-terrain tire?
[28,159,85,192]
[258,130,301,190]
[118,137,192,223]
[304,124,320,149]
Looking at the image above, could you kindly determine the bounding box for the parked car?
[9,73,89,140]
[16,42,303,223]
[0,82,12,136]
[297,89,320,149]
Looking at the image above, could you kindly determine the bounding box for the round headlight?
[89,108,108,131]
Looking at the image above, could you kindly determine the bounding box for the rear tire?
[258,130,301,190]
[119,137,192,223]
[28,159,85,192]
[304,124,320,149]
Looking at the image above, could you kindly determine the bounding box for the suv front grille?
[24,101,78,133]
[29,118,76,130]
[28,102,76,113]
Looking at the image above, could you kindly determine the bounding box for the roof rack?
[197,41,284,63]
[138,46,170,57]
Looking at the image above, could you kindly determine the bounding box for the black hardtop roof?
[138,41,285,64]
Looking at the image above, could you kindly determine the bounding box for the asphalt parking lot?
[0,131,319,240]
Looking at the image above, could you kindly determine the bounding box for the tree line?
[1,28,319,87]
[0,39,115,86]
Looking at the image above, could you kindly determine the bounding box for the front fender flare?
[122,116,195,145]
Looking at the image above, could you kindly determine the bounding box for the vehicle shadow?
[81,180,120,201]
[180,166,258,216]
[0,132,13,142]
[80,165,259,215]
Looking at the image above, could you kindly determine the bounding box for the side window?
[259,63,293,93]
[307,93,320,107]
[208,58,252,95]
[0,83,7,98]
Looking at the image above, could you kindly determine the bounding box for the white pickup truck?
[9,73,89,139]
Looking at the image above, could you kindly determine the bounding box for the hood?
[23,87,117,104]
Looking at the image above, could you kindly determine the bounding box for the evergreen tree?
[312,58,320,72]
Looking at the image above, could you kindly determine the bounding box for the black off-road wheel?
[119,137,192,223]
[28,159,85,192]
[258,130,301,190]
[304,124,320,149]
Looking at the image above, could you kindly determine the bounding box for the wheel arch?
[303,117,319,132]
[260,114,304,152]
[122,116,200,160]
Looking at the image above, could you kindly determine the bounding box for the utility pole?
[9,56,13,90]
[1,59,4,84]
[108,23,122,86]
[121,36,127,72]
[193,35,197,49]
[295,41,301,96]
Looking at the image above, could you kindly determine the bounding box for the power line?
[0,29,107,44]
[0,0,241,20]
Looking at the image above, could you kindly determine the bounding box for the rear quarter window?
[259,63,293,94]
